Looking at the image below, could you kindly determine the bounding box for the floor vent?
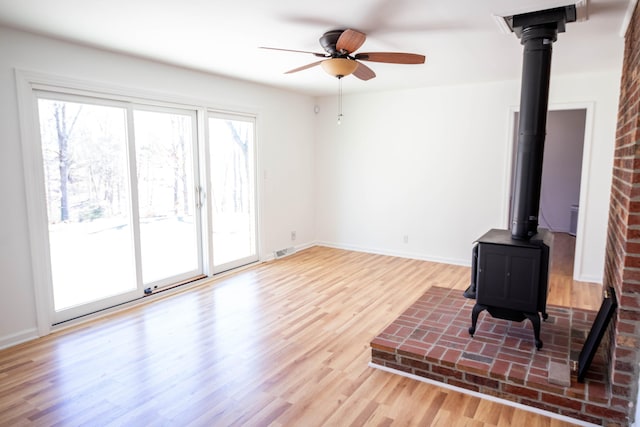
[274,247,296,259]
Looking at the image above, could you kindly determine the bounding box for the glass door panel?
[38,98,138,315]
[37,94,206,324]
[134,109,201,286]
[208,116,258,272]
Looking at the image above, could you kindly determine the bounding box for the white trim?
[0,328,39,351]
[17,69,261,117]
[255,113,265,264]
[635,374,640,427]
[196,107,213,277]
[126,102,144,296]
[505,102,598,284]
[541,102,597,284]
[571,103,597,283]
[492,0,590,35]
[620,0,638,37]
[316,241,470,267]
[502,105,519,228]
[369,362,599,427]
[15,70,54,337]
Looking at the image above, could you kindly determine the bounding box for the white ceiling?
[0,0,632,96]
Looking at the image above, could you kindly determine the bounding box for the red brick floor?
[370,287,627,426]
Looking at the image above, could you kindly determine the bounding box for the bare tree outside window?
[52,102,82,222]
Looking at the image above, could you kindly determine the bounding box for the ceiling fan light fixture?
[321,58,358,78]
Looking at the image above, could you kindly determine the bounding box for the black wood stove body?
[464,6,576,350]
[468,229,552,349]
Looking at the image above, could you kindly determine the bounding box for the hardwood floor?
[0,236,601,426]
[547,233,602,310]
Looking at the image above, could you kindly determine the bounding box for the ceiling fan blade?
[353,62,376,81]
[336,29,366,54]
[260,47,328,58]
[355,52,426,64]
[284,60,325,74]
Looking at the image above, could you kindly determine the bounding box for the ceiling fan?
[260,28,425,81]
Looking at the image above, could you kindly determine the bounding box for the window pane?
[134,110,199,284]
[209,117,257,268]
[38,99,136,311]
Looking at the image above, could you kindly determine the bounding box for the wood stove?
[468,229,552,349]
[464,6,576,350]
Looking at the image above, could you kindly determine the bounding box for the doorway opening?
[510,108,587,277]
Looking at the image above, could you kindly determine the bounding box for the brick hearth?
[371,286,627,426]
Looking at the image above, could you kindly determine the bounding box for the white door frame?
[503,102,595,281]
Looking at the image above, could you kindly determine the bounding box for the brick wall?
[605,2,640,425]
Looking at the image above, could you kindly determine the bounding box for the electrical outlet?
[403,235,409,244]
[291,231,296,241]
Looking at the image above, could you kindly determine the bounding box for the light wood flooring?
[0,233,602,426]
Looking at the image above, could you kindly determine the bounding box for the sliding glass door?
[32,87,260,324]
[208,114,258,272]
[37,94,203,323]
[38,98,138,317]
[134,108,202,287]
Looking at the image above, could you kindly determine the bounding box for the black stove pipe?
[464,6,575,300]
[510,25,558,240]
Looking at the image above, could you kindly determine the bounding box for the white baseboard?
[316,240,471,267]
[0,328,39,350]
[574,273,603,284]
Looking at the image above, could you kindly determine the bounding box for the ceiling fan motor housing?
[319,29,345,56]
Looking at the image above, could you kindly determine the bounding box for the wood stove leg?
[469,303,487,337]
[524,312,543,349]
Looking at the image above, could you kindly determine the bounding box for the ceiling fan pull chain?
[337,76,343,125]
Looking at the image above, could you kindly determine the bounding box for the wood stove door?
[476,243,542,313]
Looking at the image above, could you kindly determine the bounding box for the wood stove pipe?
[509,6,576,240]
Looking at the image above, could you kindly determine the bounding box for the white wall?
[547,73,620,283]
[315,81,519,265]
[315,71,620,283]
[0,26,316,348]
